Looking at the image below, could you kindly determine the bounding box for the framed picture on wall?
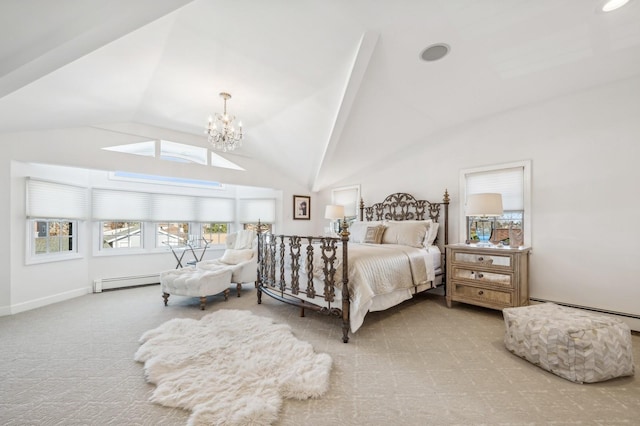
[293,195,311,220]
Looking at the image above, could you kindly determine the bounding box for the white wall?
[326,75,640,328]
[1,124,316,314]
[0,156,11,314]
[10,162,92,312]
[3,77,639,329]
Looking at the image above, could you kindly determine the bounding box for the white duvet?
[278,242,436,332]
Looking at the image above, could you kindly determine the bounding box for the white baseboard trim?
[10,287,92,315]
[0,305,11,316]
[94,273,160,292]
[529,298,640,332]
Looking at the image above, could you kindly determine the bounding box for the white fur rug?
[134,309,332,425]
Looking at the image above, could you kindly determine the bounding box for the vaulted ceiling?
[2,0,639,191]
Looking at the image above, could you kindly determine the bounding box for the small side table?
[446,243,531,310]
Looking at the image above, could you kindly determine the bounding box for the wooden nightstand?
[446,243,531,310]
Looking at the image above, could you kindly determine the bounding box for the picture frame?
[293,195,311,220]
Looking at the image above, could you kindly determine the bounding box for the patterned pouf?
[503,303,635,383]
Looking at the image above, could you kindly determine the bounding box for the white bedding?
[274,242,440,333]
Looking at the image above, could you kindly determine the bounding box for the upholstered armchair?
[197,230,258,296]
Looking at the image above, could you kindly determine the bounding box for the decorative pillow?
[381,221,428,248]
[225,233,237,249]
[349,221,383,243]
[363,225,385,244]
[219,248,254,265]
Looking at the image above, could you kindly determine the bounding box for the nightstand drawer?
[452,267,513,288]
[451,283,513,306]
[452,252,512,269]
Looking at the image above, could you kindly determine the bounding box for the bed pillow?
[381,221,428,248]
[349,221,383,243]
[425,221,439,247]
[219,248,254,265]
[363,225,386,244]
[389,219,439,247]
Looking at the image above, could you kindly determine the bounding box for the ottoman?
[503,303,635,383]
[160,266,232,310]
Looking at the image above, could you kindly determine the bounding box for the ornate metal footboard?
[257,222,351,343]
[256,190,449,343]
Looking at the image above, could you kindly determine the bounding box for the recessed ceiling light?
[420,43,450,62]
[602,0,630,12]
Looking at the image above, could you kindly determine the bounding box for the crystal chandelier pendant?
[205,92,243,152]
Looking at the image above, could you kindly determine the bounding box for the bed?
[256,191,450,343]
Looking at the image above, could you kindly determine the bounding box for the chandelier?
[205,92,243,152]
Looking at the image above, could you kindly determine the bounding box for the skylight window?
[102,141,156,157]
[160,140,207,165]
[102,140,244,170]
[211,152,245,171]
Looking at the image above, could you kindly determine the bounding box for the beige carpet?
[1,284,639,425]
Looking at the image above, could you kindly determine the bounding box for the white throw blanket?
[281,242,434,332]
[335,243,432,331]
[234,229,255,249]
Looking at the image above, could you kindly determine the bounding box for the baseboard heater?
[93,274,160,292]
[529,298,640,325]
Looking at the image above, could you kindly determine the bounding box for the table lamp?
[324,204,345,236]
[465,193,503,246]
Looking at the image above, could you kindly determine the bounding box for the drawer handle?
[478,256,484,261]
[477,273,484,279]
[478,290,484,295]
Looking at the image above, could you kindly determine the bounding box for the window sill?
[26,252,83,265]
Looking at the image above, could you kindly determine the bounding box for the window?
[93,189,235,251]
[201,223,229,245]
[101,222,142,249]
[243,223,272,234]
[32,219,77,255]
[238,198,275,234]
[460,160,531,245]
[156,222,189,248]
[331,184,361,219]
[26,178,87,263]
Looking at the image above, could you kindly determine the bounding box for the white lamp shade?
[466,193,503,217]
[324,204,345,220]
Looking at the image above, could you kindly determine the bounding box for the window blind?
[150,194,198,221]
[92,189,151,221]
[26,178,88,219]
[466,167,524,211]
[332,186,360,217]
[238,198,276,223]
[196,197,235,222]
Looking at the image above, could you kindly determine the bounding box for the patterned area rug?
[135,309,332,425]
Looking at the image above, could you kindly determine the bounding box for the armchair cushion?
[219,248,254,265]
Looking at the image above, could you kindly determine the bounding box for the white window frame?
[198,222,231,246]
[26,218,82,265]
[331,184,361,219]
[459,160,532,245]
[155,222,190,249]
[99,221,144,251]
